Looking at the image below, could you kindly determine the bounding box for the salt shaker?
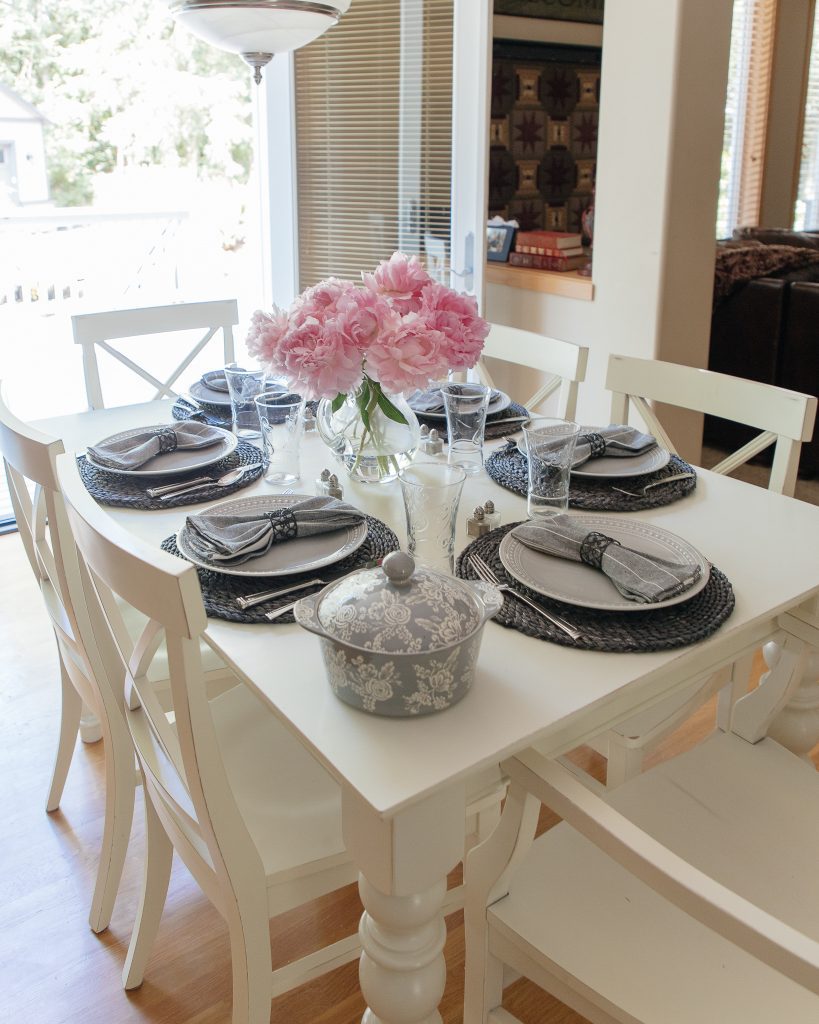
[316,468,332,495]
[420,427,444,456]
[467,505,489,537]
[483,499,501,530]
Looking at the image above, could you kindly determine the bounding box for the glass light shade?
[170,1,351,81]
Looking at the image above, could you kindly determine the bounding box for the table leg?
[767,641,819,762]
[342,783,467,1024]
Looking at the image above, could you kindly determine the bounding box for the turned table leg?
[342,783,467,1024]
[767,641,819,762]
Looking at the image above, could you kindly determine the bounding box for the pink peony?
[334,289,396,352]
[245,307,290,365]
[362,252,432,316]
[275,317,363,400]
[291,277,356,326]
[366,315,449,394]
[419,283,490,370]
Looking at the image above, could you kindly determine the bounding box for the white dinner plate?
[85,425,238,478]
[409,384,511,420]
[498,515,710,612]
[177,493,368,578]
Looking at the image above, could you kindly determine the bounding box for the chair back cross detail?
[72,299,238,410]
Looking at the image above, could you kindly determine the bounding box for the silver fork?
[611,472,696,498]
[469,553,581,641]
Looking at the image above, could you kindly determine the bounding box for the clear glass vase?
[316,381,421,484]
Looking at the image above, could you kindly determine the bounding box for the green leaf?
[331,392,346,413]
[358,379,371,430]
[375,388,408,425]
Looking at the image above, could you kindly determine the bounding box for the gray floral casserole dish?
[293,550,502,716]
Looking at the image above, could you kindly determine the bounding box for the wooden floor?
[0,530,814,1024]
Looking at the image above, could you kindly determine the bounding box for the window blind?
[736,0,778,227]
[717,0,751,236]
[794,2,819,229]
[294,0,454,289]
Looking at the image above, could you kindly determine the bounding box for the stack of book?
[509,230,587,271]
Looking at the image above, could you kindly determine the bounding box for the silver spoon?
[149,463,261,500]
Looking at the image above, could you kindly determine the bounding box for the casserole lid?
[315,551,484,654]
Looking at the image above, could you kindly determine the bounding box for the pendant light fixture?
[169,0,351,84]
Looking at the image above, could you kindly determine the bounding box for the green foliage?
[0,0,253,207]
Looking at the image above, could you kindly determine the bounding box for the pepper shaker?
[327,473,344,499]
[467,505,490,537]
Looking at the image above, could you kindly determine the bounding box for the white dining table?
[39,399,819,1024]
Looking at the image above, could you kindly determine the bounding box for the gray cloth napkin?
[202,370,230,392]
[183,496,366,566]
[512,516,702,604]
[520,424,656,467]
[572,425,656,467]
[87,421,224,471]
[411,383,500,414]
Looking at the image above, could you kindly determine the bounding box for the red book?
[516,245,585,257]
[509,252,587,271]
[514,230,582,250]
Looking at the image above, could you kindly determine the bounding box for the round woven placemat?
[79,439,265,510]
[485,443,697,512]
[172,397,320,428]
[172,398,232,427]
[161,515,399,623]
[417,400,530,442]
[456,523,734,653]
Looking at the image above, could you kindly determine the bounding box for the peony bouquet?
[245,252,490,423]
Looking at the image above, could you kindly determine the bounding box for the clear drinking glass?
[224,364,267,441]
[522,418,581,518]
[254,392,305,485]
[441,383,491,476]
[398,462,467,575]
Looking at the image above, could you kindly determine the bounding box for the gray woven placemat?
[172,396,320,428]
[161,515,399,623]
[79,439,265,509]
[172,397,232,427]
[485,442,697,512]
[417,400,530,442]
[456,524,733,652]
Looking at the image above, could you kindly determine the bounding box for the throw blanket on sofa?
[714,242,819,306]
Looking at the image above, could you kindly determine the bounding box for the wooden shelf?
[485,262,594,301]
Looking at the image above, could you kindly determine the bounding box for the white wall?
[486,0,733,460]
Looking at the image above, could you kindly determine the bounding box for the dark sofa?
[703,229,819,477]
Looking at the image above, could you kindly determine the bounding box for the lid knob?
[382,550,415,586]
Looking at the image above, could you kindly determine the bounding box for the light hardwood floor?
[1,530,815,1024]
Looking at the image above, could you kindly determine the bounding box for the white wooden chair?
[56,451,359,1024]
[464,629,819,1024]
[72,298,238,410]
[0,385,135,933]
[600,354,817,786]
[0,386,236,933]
[476,324,589,419]
[55,452,502,1022]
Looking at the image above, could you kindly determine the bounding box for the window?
[293,0,454,288]
[794,4,819,229]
